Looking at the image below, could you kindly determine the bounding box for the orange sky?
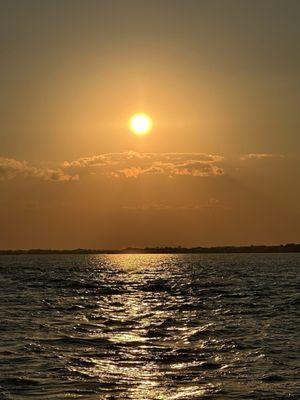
[0,1,299,249]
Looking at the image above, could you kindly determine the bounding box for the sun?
[129,113,153,135]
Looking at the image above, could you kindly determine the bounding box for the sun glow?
[129,113,153,135]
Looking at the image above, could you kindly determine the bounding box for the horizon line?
[0,243,299,255]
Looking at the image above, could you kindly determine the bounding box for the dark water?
[0,254,299,399]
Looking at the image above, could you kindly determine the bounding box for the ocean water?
[0,254,299,399]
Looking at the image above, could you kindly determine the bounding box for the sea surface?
[0,254,299,399]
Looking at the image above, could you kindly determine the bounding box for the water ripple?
[0,253,299,399]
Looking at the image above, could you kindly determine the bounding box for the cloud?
[0,156,78,182]
[32,168,79,182]
[63,151,224,178]
[240,153,285,161]
[0,157,30,179]
[0,151,224,182]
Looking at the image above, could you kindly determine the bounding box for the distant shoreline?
[0,243,299,255]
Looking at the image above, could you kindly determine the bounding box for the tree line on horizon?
[0,243,299,255]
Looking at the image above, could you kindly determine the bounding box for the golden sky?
[0,1,299,248]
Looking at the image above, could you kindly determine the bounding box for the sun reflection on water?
[68,254,220,399]
[52,254,245,399]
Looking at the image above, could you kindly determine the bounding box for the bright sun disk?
[129,113,153,135]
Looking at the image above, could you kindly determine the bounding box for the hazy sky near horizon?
[0,0,299,249]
